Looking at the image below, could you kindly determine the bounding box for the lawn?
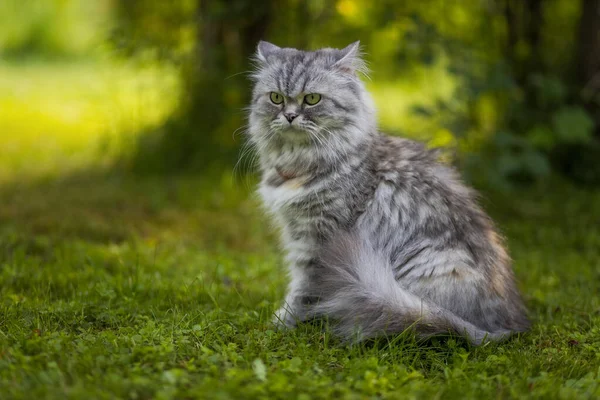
[0,61,599,399]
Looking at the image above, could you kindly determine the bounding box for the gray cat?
[247,41,529,345]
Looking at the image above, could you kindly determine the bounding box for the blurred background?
[1,0,599,247]
[2,4,600,396]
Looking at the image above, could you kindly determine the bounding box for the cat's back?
[370,135,476,207]
[363,134,498,265]
[362,135,530,331]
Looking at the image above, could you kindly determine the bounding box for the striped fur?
[247,41,529,345]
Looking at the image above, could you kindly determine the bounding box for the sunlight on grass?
[0,60,180,181]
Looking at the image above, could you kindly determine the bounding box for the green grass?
[0,60,599,399]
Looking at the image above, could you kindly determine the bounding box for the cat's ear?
[334,41,366,75]
[256,41,281,63]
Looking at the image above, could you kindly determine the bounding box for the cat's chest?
[260,178,345,245]
[259,177,346,224]
[279,216,328,268]
[258,175,312,213]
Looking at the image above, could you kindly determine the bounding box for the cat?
[247,40,529,345]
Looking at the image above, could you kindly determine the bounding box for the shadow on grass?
[0,167,274,252]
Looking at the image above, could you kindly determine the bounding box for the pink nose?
[284,112,298,123]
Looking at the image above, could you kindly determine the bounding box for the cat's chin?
[279,127,312,144]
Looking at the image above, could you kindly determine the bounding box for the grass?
[0,60,599,399]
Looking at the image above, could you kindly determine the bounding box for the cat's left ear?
[256,41,281,64]
[334,41,365,74]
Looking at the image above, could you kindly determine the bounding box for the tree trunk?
[188,0,271,165]
[503,0,519,63]
[526,0,543,63]
[503,0,544,85]
[139,0,272,171]
[578,0,600,94]
[577,0,600,137]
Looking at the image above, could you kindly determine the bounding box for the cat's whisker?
[232,125,248,140]
[225,70,252,80]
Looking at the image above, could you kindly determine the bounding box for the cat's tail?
[309,232,512,346]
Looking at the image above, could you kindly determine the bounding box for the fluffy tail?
[309,233,512,346]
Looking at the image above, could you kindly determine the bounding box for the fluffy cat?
[247,41,529,345]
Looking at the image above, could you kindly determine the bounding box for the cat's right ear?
[334,41,366,75]
[256,41,281,63]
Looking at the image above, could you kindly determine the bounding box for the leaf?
[551,106,594,144]
[527,125,556,151]
[286,357,303,373]
[252,358,267,381]
[530,74,567,107]
[411,105,434,117]
[493,130,528,148]
[429,128,455,148]
[521,150,551,177]
[496,153,521,176]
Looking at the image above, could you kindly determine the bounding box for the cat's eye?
[304,93,321,105]
[270,92,284,104]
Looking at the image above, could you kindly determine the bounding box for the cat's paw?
[272,307,299,330]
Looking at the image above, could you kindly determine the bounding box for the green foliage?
[552,106,595,144]
[467,103,596,189]
[1,0,597,185]
[0,61,180,181]
[398,8,597,188]
[0,0,110,59]
[467,131,551,191]
[102,0,600,185]
[488,74,596,187]
[111,0,196,62]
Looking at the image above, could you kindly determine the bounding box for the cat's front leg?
[273,264,311,329]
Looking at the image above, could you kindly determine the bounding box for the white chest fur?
[259,177,322,268]
[258,175,311,212]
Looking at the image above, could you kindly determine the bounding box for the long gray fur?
[247,41,529,345]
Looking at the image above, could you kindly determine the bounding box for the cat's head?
[248,41,376,150]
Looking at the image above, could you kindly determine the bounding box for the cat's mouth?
[280,125,305,134]
[278,126,312,143]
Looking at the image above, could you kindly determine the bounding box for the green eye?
[269,92,284,104]
[304,93,321,105]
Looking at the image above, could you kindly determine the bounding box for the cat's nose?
[284,112,298,123]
